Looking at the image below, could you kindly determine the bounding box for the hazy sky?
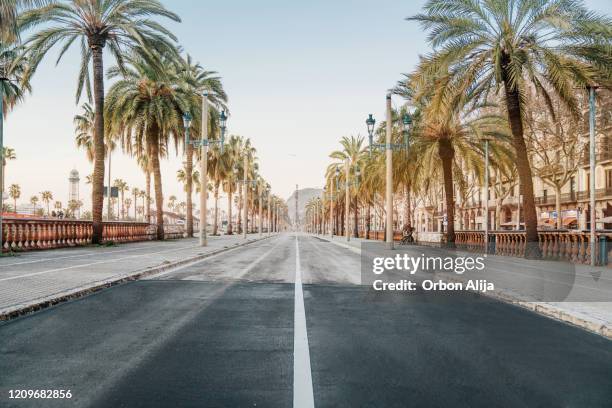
[4,0,611,209]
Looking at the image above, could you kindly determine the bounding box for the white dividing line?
[293,234,315,408]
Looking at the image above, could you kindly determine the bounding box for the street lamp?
[0,73,7,249]
[481,135,492,254]
[366,95,413,249]
[587,85,598,266]
[184,93,228,246]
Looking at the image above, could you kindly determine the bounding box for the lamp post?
[185,94,227,246]
[366,95,413,249]
[258,181,263,237]
[0,74,6,247]
[588,85,598,266]
[482,136,491,254]
[267,186,272,235]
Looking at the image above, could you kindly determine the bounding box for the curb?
[0,235,275,322]
[317,234,612,340]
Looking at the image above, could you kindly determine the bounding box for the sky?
[3,0,612,211]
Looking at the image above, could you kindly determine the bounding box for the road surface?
[1,234,611,407]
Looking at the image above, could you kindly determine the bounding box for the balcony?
[577,188,612,201]
[534,193,578,206]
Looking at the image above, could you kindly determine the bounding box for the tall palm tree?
[1,42,31,111]
[330,136,367,238]
[137,155,153,223]
[29,194,38,212]
[0,0,52,42]
[131,187,139,219]
[40,190,52,215]
[22,0,180,243]
[2,147,16,197]
[222,135,241,235]
[174,54,228,237]
[113,179,128,219]
[106,53,189,240]
[8,183,19,211]
[409,0,612,249]
[168,195,177,213]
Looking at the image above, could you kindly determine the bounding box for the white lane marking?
[0,244,201,282]
[293,234,315,408]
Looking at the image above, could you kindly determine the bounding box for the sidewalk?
[319,234,612,340]
[0,233,275,320]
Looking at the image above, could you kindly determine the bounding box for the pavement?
[1,233,611,407]
[0,233,273,320]
[323,234,612,339]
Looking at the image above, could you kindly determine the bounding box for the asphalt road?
[1,234,611,407]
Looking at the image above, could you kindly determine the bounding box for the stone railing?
[0,218,181,252]
[455,230,612,266]
[358,230,402,241]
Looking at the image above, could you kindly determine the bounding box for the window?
[606,169,612,189]
[543,189,548,200]
[570,177,575,195]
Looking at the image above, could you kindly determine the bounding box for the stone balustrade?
[0,218,181,252]
[455,230,612,266]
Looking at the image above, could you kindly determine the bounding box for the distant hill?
[286,188,323,226]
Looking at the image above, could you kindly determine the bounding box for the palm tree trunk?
[237,188,243,233]
[502,62,539,254]
[213,183,219,235]
[90,45,105,244]
[353,197,359,238]
[555,186,562,230]
[185,144,194,237]
[149,133,164,240]
[439,139,456,245]
[145,171,151,223]
[366,204,371,239]
[120,191,124,220]
[227,189,233,234]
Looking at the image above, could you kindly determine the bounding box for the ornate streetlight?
[366,96,414,249]
[184,94,227,246]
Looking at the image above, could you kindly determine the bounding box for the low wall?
[1,218,183,252]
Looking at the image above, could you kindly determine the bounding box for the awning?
[563,217,577,226]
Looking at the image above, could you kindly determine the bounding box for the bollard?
[599,236,608,266]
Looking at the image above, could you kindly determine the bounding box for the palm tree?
[208,144,232,235]
[409,0,612,249]
[124,197,132,220]
[22,0,180,243]
[8,183,19,211]
[2,147,16,197]
[131,187,140,220]
[106,52,190,240]
[174,54,228,238]
[0,0,52,42]
[330,136,367,238]
[29,194,38,212]
[168,195,177,213]
[74,103,96,162]
[112,179,128,219]
[40,190,52,215]
[222,135,241,234]
[137,155,153,223]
